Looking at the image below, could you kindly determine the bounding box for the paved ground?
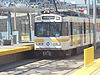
[0,53,84,75]
[0,47,100,75]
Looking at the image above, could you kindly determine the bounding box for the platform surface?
[0,43,34,49]
[0,43,34,56]
[71,49,100,75]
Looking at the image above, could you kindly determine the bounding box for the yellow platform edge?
[0,45,34,56]
[71,58,100,75]
[71,46,100,75]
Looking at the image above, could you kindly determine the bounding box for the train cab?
[34,14,64,50]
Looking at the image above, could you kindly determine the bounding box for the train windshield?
[35,22,61,37]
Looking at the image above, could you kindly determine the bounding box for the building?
[30,0,53,3]
[30,0,37,2]
[97,0,100,4]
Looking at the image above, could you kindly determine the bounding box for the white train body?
[34,14,100,51]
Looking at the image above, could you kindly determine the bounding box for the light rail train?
[34,12,100,57]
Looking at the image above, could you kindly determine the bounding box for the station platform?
[0,43,34,66]
[71,47,100,75]
[0,43,34,56]
[71,58,100,75]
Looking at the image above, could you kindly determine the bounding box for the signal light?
[78,9,84,12]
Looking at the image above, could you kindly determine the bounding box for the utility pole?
[87,0,90,15]
[93,0,96,50]
[53,0,58,12]
[87,0,92,44]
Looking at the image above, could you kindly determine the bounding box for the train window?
[35,22,49,37]
[49,22,62,37]
[81,22,84,34]
[90,23,93,33]
[62,22,69,36]
[80,23,83,34]
[71,22,82,35]
[86,22,89,33]
[73,22,77,35]
[42,16,55,20]
[35,22,61,37]
[88,20,91,33]
[98,23,100,31]
[77,22,82,34]
[97,23,100,31]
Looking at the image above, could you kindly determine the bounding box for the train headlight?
[53,43,61,46]
[37,17,41,20]
[56,17,60,20]
[36,42,43,46]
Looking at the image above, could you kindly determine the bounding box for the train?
[33,11,100,58]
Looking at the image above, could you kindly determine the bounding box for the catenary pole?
[87,0,90,15]
[93,0,96,50]
[87,0,92,44]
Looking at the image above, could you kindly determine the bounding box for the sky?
[60,0,85,4]
[60,0,98,5]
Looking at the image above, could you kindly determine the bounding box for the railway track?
[0,53,84,75]
[1,47,100,75]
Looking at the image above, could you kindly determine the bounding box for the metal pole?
[93,0,96,50]
[14,12,17,30]
[7,12,12,40]
[27,13,32,41]
[53,0,58,12]
[30,12,32,41]
[87,0,90,15]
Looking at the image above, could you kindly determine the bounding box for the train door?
[88,20,92,44]
[76,22,83,46]
[72,22,79,46]
[70,21,84,47]
[70,21,78,46]
[81,22,85,45]
[86,22,90,45]
[61,22,71,49]
[72,22,83,46]
[90,23,94,44]
[83,21,90,45]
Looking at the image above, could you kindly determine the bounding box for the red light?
[78,9,84,12]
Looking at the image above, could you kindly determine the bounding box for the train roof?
[36,13,100,23]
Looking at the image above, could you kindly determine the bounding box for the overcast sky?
[60,0,85,4]
[60,0,98,5]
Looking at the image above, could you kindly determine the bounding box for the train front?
[34,14,63,51]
